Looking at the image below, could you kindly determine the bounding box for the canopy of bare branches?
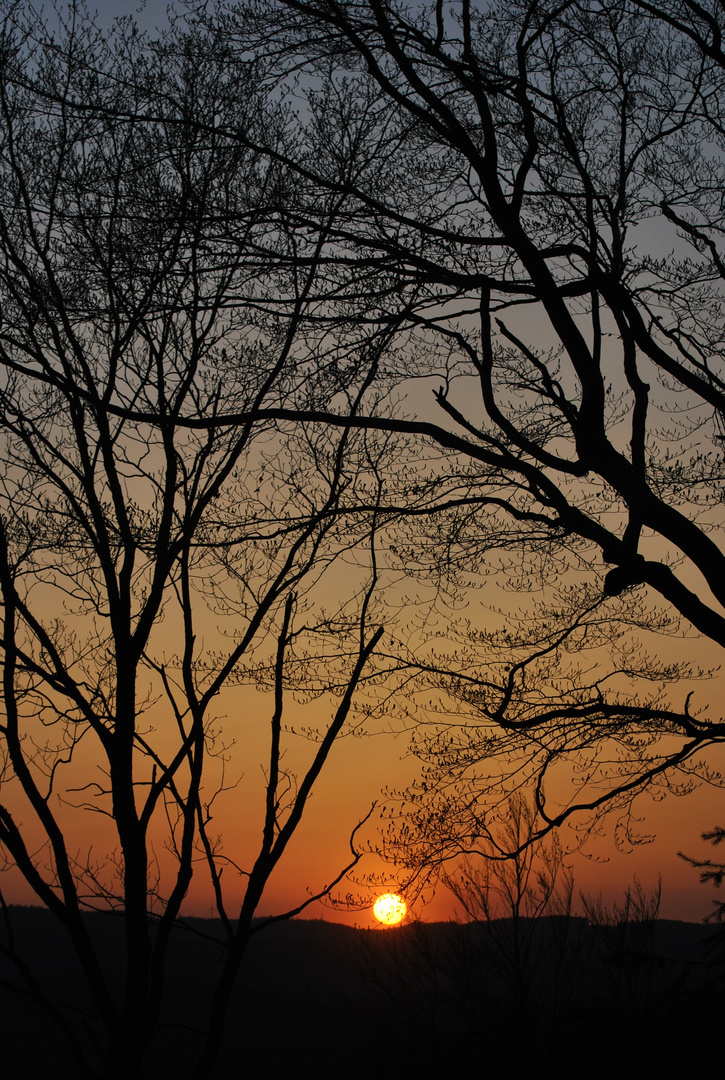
[178,0,725,862]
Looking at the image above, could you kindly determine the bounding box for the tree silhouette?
[199,0,725,852]
[0,6,385,1077]
[442,793,580,1032]
[680,826,725,924]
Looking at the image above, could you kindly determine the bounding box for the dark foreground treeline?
[1,906,723,1079]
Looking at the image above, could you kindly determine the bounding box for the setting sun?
[373,893,407,926]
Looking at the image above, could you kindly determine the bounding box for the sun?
[373,893,407,926]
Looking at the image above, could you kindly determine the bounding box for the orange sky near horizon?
[3,662,722,928]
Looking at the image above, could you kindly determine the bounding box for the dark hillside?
[0,909,722,1079]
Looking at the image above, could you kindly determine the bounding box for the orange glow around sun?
[373,893,407,926]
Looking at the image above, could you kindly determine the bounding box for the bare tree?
[442,793,581,1034]
[183,0,725,851]
[582,876,664,1023]
[0,6,386,1077]
[353,795,588,1071]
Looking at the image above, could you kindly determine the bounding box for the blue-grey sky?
[88,0,177,30]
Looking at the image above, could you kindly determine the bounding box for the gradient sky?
[7,0,722,930]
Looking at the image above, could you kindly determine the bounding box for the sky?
[4,0,724,931]
[90,0,174,28]
[5,573,721,928]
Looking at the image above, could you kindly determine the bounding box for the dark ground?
[1,908,723,1079]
